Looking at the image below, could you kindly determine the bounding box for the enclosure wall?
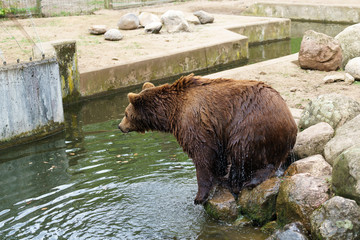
[0,59,64,149]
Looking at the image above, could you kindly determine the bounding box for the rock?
[298,30,342,72]
[299,93,360,130]
[138,12,160,27]
[345,73,355,84]
[335,23,360,67]
[104,29,123,41]
[323,73,346,84]
[345,57,360,80]
[290,87,298,92]
[118,13,139,30]
[310,196,360,240]
[193,10,214,24]
[266,222,309,240]
[332,144,360,204]
[293,122,334,158]
[88,25,107,35]
[186,15,201,25]
[285,155,332,178]
[276,173,331,231]
[144,22,162,34]
[204,186,237,221]
[161,10,190,33]
[238,177,281,225]
[324,114,360,165]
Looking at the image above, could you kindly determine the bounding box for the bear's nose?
[118,124,129,133]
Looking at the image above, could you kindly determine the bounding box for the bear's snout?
[118,117,130,133]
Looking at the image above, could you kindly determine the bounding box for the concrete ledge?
[79,16,291,97]
[80,30,248,97]
[227,18,290,44]
[244,2,360,24]
[0,59,64,149]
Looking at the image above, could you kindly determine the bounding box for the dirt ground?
[1,0,360,109]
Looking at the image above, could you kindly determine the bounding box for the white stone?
[104,29,123,41]
[345,57,360,80]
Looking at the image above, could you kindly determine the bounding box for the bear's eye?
[125,112,129,118]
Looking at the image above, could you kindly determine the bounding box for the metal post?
[104,0,113,9]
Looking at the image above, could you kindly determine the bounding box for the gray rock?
[276,173,331,231]
[332,144,360,204]
[299,93,360,130]
[161,10,190,33]
[89,25,107,35]
[193,10,214,24]
[266,222,309,240]
[238,177,281,225]
[104,29,123,41]
[335,23,360,68]
[294,122,334,158]
[118,13,139,30]
[310,196,360,240]
[285,155,332,178]
[138,12,160,27]
[345,57,360,80]
[299,30,342,72]
[144,21,162,34]
[324,114,360,165]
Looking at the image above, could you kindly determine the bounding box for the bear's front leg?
[194,163,214,205]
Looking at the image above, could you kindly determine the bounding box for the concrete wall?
[0,58,64,149]
[80,32,248,97]
[244,2,360,24]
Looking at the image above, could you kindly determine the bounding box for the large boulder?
[285,155,332,178]
[332,144,360,204]
[161,10,190,33]
[138,12,160,27]
[310,196,360,240]
[298,30,342,71]
[293,122,334,158]
[238,177,281,225]
[324,114,360,165]
[204,186,237,221]
[298,94,360,130]
[276,173,331,231]
[335,23,360,68]
[345,57,360,80]
[118,13,140,30]
[266,222,309,240]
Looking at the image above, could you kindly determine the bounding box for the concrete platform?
[80,15,290,97]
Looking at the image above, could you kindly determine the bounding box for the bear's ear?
[142,82,155,90]
[128,93,142,105]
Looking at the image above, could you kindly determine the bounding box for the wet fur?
[119,74,297,204]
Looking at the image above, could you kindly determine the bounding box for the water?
[0,21,350,240]
[0,88,268,239]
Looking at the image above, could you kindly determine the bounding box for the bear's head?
[118,81,156,133]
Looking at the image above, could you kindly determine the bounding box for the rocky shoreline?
[204,23,360,240]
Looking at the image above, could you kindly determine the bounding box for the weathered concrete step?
[244,2,360,24]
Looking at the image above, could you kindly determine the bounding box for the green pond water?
[0,21,350,240]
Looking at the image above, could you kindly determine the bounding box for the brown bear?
[119,74,297,204]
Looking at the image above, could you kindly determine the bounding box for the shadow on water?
[0,21,351,240]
